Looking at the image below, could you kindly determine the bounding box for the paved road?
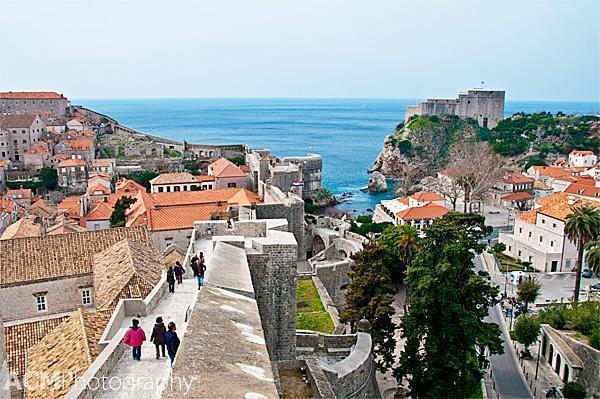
[475,255,533,399]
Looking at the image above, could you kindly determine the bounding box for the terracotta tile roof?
[0,159,11,167]
[570,150,594,156]
[0,91,65,99]
[147,204,228,231]
[85,201,114,221]
[531,166,571,178]
[0,198,14,213]
[91,158,115,168]
[25,146,49,155]
[0,217,42,240]
[0,114,39,128]
[437,167,461,177]
[150,172,197,185]
[410,191,445,201]
[564,183,600,199]
[502,192,534,201]
[396,202,448,220]
[25,309,112,399]
[151,188,260,207]
[87,183,111,196]
[195,175,216,182]
[4,315,69,376]
[53,153,70,162]
[115,178,145,193]
[209,158,246,178]
[6,188,32,200]
[58,195,80,211]
[163,250,184,267]
[0,226,152,286]
[517,192,600,223]
[502,173,534,184]
[58,158,86,167]
[68,139,93,151]
[47,222,87,235]
[93,239,164,310]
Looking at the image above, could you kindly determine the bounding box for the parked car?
[590,283,600,292]
[582,268,593,278]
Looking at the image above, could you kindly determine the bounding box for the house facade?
[568,150,597,168]
[0,114,46,163]
[0,91,70,117]
[57,158,88,194]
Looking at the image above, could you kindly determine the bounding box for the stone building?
[0,226,154,322]
[0,91,70,117]
[23,144,51,171]
[0,114,46,163]
[405,88,505,128]
[149,172,203,193]
[0,311,8,399]
[57,158,88,194]
[281,154,323,199]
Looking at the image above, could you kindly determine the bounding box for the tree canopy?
[510,315,540,350]
[110,196,137,228]
[516,279,541,313]
[397,213,502,397]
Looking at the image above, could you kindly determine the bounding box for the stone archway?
[313,235,326,255]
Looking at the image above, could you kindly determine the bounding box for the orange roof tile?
[150,172,197,185]
[6,188,32,199]
[0,159,11,167]
[68,139,93,151]
[502,173,534,184]
[58,158,86,167]
[517,192,600,223]
[209,158,246,178]
[147,204,228,231]
[195,175,216,182]
[151,188,260,207]
[531,166,571,178]
[502,192,534,201]
[564,183,600,199]
[570,150,594,156]
[0,91,65,99]
[396,203,448,220]
[410,191,445,202]
[25,146,49,155]
[47,222,86,235]
[87,183,111,196]
[85,201,114,221]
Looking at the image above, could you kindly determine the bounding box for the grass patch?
[296,279,334,333]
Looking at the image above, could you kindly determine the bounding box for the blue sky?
[0,0,598,101]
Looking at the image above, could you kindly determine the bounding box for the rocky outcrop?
[370,115,478,179]
[366,171,388,192]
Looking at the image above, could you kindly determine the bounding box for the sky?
[0,0,598,101]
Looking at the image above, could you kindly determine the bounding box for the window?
[227,182,237,188]
[541,219,545,224]
[528,231,532,238]
[508,246,512,251]
[82,289,91,305]
[158,186,164,193]
[518,250,522,257]
[550,241,554,248]
[22,140,26,144]
[528,256,533,262]
[519,228,522,234]
[539,236,543,243]
[552,223,556,228]
[36,295,47,312]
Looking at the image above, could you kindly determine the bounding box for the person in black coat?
[164,322,180,366]
[166,266,176,293]
[150,317,167,359]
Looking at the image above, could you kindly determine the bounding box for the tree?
[341,242,397,372]
[110,196,137,227]
[446,141,505,213]
[491,242,506,255]
[584,240,600,274]
[378,224,420,283]
[397,213,503,397]
[517,279,541,313]
[426,172,463,211]
[133,171,159,191]
[510,315,540,352]
[565,206,600,303]
[39,167,58,191]
[562,382,587,399]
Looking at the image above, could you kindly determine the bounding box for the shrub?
[562,382,587,399]
[589,328,600,350]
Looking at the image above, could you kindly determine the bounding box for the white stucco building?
[568,150,597,168]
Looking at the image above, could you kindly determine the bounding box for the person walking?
[191,258,199,278]
[166,266,176,293]
[150,317,167,359]
[197,260,206,290]
[164,322,180,366]
[123,319,146,361]
[174,261,184,284]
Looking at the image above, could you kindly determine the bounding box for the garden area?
[296,279,334,333]
[490,243,537,272]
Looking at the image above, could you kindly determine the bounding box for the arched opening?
[313,235,326,255]
[562,364,569,383]
[338,249,348,259]
[541,335,547,357]
[548,345,554,364]
[555,354,561,374]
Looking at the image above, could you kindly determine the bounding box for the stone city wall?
[561,332,600,397]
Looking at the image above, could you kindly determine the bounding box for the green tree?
[378,224,420,275]
[39,167,58,191]
[491,242,506,255]
[397,213,503,397]
[510,315,540,351]
[562,382,587,399]
[565,206,600,303]
[516,279,541,313]
[133,171,159,191]
[584,240,600,274]
[341,242,396,372]
[110,196,137,227]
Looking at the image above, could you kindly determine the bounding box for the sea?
[76,98,600,214]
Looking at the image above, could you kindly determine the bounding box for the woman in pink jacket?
[123,319,146,361]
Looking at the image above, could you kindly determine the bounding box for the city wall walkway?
[95,278,199,398]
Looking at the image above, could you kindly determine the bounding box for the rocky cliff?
[370,115,478,178]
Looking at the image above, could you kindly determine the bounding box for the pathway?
[95,278,199,398]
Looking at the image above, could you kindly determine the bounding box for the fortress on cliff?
[405,88,505,128]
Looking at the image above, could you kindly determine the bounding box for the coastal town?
[0,88,597,399]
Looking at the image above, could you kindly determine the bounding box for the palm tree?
[396,225,419,268]
[585,240,600,275]
[565,206,600,304]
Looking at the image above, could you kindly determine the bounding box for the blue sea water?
[77,98,599,214]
